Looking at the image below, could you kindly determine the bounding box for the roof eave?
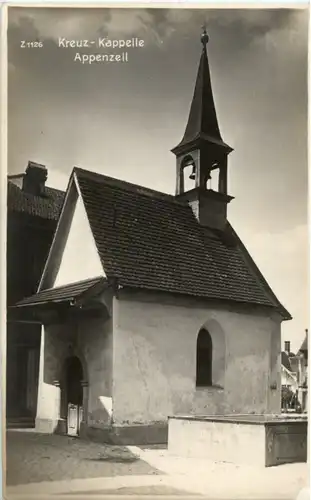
[115,283,289,317]
[171,136,233,157]
[226,222,292,321]
[11,276,109,310]
[9,298,73,310]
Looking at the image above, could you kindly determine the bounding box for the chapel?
[10,29,290,444]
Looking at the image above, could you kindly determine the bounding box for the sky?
[7,7,308,351]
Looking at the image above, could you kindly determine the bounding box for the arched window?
[196,329,213,387]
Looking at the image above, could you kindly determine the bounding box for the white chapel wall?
[268,319,282,412]
[54,191,104,288]
[77,314,113,428]
[36,308,114,432]
[36,324,69,433]
[112,293,282,426]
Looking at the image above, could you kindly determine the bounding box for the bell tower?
[172,28,234,231]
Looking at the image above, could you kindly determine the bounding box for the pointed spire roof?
[172,28,232,155]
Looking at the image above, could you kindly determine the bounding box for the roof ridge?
[8,173,25,180]
[8,179,65,195]
[74,167,186,207]
[45,186,65,194]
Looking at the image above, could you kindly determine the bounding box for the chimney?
[23,161,48,196]
[284,341,291,354]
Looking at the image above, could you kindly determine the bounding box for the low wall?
[168,415,308,467]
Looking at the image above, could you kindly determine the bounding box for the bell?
[189,165,196,181]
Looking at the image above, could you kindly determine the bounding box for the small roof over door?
[8,276,110,324]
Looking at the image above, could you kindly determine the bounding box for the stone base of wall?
[79,422,113,443]
[35,418,168,445]
[55,418,67,435]
[80,421,168,445]
[113,422,168,445]
[35,417,58,434]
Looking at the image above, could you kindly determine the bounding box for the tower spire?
[172,28,234,231]
[172,27,231,156]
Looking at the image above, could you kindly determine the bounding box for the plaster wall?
[36,324,68,432]
[78,315,113,427]
[35,310,113,433]
[268,319,282,411]
[54,187,104,288]
[112,292,282,427]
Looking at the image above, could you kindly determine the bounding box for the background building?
[7,161,64,426]
[281,332,308,412]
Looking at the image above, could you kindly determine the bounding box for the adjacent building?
[281,333,308,412]
[7,162,64,426]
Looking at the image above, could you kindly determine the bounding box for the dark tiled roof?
[73,167,290,319]
[14,277,105,307]
[7,181,65,220]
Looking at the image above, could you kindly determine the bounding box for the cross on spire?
[201,25,209,48]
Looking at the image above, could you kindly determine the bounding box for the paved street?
[5,429,309,499]
[6,430,160,486]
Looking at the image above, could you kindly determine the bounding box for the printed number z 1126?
[20,41,43,48]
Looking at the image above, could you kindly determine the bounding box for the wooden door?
[67,404,83,436]
[67,404,79,436]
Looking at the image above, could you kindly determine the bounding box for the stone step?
[6,417,35,429]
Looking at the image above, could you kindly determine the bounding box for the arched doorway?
[65,356,83,406]
[62,356,84,437]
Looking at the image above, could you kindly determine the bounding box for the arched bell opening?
[182,154,196,193]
